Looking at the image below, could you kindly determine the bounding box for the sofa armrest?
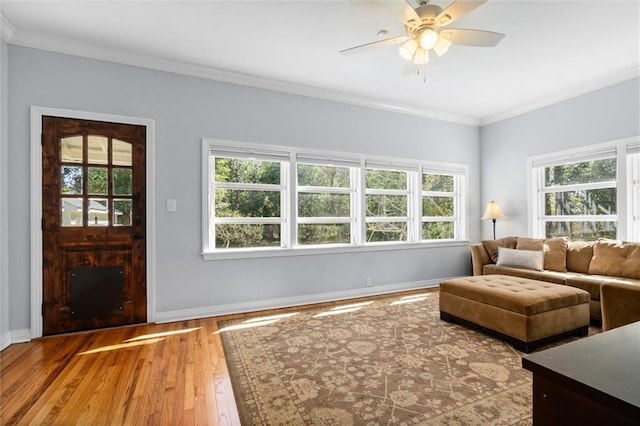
[601,283,640,331]
[470,243,491,276]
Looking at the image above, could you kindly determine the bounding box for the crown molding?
[7,28,479,126]
[480,66,640,126]
[0,13,15,42]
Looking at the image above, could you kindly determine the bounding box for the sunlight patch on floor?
[390,294,428,305]
[125,327,202,342]
[78,338,165,355]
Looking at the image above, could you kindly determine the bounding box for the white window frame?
[629,143,640,242]
[364,162,416,244]
[202,139,469,259]
[527,137,639,241]
[421,169,464,241]
[294,155,360,248]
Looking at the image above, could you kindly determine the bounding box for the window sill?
[201,240,470,261]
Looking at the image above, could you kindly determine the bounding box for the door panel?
[42,116,146,335]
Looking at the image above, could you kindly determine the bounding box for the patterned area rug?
[219,290,591,425]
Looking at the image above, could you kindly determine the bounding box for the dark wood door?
[42,116,147,335]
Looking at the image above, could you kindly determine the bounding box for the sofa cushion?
[566,241,594,273]
[497,247,544,271]
[588,241,640,279]
[483,264,568,285]
[566,275,640,301]
[516,237,543,251]
[482,236,517,263]
[543,237,568,272]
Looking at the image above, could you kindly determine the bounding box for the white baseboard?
[1,328,32,350]
[154,278,451,324]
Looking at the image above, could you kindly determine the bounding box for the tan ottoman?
[439,275,590,353]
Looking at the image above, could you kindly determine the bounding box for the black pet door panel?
[70,266,124,319]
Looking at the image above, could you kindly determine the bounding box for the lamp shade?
[481,201,504,220]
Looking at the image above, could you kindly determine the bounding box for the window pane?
[113,139,132,166]
[298,224,350,245]
[61,136,83,163]
[113,168,132,196]
[544,158,616,186]
[214,157,281,185]
[215,189,280,218]
[61,198,83,227]
[215,224,280,248]
[366,169,407,190]
[366,222,407,242]
[298,193,350,217]
[113,199,132,226]
[88,136,108,165]
[423,174,453,192]
[545,189,616,216]
[297,164,350,188]
[423,222,454,239]
[545,221,617,241]
[88,198,108,226]
[61,166,83,194]
[423,196,454,216]
[88,167,108,195]
[366,195,407,217]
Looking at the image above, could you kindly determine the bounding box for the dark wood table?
[522,321,640,425]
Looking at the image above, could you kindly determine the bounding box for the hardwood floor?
[1,318,241,425]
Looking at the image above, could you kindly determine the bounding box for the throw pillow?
[589,241,640,279]
[496,247,544,271]
[566,241,594,273]
[516,237,544,251]
[482,237,517,263]
[543,237,568,272]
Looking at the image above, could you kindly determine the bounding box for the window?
[630,144,640,241]
[529,139,639,242]
[296,156,358,246]
[203,139,468,257]
[365,164,412,243]
[207,147,289,250]
[422,171,461,240]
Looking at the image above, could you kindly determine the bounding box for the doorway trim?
[30,106,156,338]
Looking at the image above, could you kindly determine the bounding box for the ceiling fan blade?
[379,0,422,30]
[436,0,487,27]
[340,35,410,55]
[441,28,504,47]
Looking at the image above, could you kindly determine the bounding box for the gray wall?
[1,39,8,344]
[7,46,481,331]
[479,78,640,239]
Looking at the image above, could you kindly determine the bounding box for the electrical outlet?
[366,277,372,287]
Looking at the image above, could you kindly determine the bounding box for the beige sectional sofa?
[470,237,640,323]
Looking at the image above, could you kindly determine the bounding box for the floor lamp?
[481,201,505,240]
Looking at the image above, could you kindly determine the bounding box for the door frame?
[30,106,156,338]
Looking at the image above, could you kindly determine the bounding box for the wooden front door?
[42,116,147,335]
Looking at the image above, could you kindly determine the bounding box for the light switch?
[167,199,177,212]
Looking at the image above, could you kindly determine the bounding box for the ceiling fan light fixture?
[398,39,418,61]
[412,47,429,65]
[433,36,452,57]
[419,29,439,50]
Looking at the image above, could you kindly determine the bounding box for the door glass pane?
[61,166,83,194]
[113,139,132,166]
[88,167,108,195]
[113,168,132,195]
[88,136,108,164]
[113,199,132,226]
[61,198,83,227]
[88,198,109,226]
[60,136,83,163]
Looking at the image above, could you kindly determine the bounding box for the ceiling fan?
[340,0,504,72]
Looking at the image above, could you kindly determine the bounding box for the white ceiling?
[1,0,639,125]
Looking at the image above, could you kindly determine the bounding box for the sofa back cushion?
[516,237,567,272]
[566,241,594,273]
[588,241,640,279]
[482,236,517,263]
